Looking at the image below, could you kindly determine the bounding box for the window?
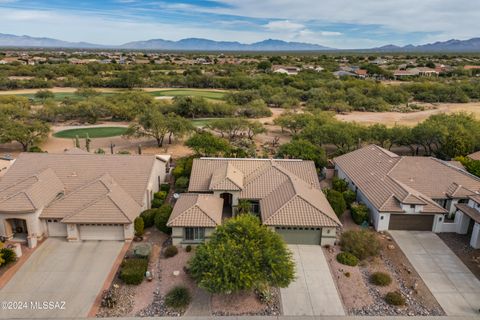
[184,227,205,241]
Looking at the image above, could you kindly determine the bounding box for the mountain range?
[1,33,480,52]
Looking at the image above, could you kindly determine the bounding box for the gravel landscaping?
[324,226,445,316]
[212,288,281,316]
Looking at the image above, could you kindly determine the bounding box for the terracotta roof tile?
[167,193,223,227]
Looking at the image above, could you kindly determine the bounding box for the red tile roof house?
[0,152,170,248]
[167,158,341,246]
[334,145,480,248]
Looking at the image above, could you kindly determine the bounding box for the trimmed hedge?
[140,209,158,228]
[175,177,189,191]
[342,190,356,209]
[134,217,144,236]
[154,191,167,201]
[336,252,359,266]
[370,272,392,286]
[385,291,405,306]
[154,204,173,234]
[164,245,178,258]
[120,258,148,285]
[332,177,349,192]
[160,184,171,193]
[350,203,370,225]
[340,230,380,260]
[325,189,347,217]
[151,198,164,209]
[165,286,191,310]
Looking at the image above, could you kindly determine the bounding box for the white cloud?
[320,31,342,36]
[264,20,305,32]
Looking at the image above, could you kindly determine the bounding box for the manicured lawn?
[190,118,215,127]
[149,89,225,100]
[53,127,127,139]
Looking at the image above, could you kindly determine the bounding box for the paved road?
[391,231,480,316]
[280,245,345,316]
[0,238,124,319]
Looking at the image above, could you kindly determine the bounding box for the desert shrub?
[332,177,349,192]
[385,291,405,306]
[154,191,167,201]
[154,204,173,234]
[370,272,392,286]
[344,272,351,278]
[164,245,178,258]
[342,190,356,208]
[175,176,189,191]
[325,189,347,217]
[0,248,16,265]
[28,146,44,153]
[120,258,148,285]
[151,198,164,208]
[165,286,191,310]
[185,245,192,252]
[336,252,359,266]
[160,184,171,193]
[256,284,274,304]
[140,209,157,228]
[340,230,380,260]
[134,217,144,236]
[350,203,370,225]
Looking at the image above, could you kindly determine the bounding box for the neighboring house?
[334,145,480,248]
[455,194,480,248]
[167,158,341,246]
[273,66,300,75]
[333,70,357,78]
[0,152,169,248]
[468,151,480,161]
[354,69,368,78]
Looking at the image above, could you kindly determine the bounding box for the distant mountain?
[1,33,480,52]
[0,33,103,48]
[120,38,331,51]
[371,38,480,52]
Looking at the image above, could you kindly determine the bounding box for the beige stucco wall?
[142,157,168,211]
[320,227,337,246]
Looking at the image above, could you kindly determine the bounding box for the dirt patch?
[438,232,480,280]
[336,102,480,127]
[211,288,280,316]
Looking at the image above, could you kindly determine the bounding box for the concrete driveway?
[391,231,480,316]
[0,238,124,319]
[280,245,345,316]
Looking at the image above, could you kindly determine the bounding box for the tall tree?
[124,109,169,147]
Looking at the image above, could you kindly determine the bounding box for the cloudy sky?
[0,0,479,49]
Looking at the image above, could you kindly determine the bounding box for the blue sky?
[0,0,479,48]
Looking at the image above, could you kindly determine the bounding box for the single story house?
[272,66,300,75]
[334,145,480,247]
[0,151,169,248]
[167,158,341,246]
[455,194,480,248]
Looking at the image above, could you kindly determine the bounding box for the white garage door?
[46,219,67,237]
[79,224,124,241]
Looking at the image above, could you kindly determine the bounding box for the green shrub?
[0,248,16,265]
[154,204,173,234]
[185,245,192,252]
[342,190,356,208]
[164,245,178,258]
[154,191,167,201]
[165,286,191,310]
[332,177,349,192]
[28,146,44,153]
[370,272,392,286]
[172,157,194,179]
[160,184,171,193]
[350,203,370,225]
[134,217,144,236]
[175,176,189,191]
[336,252,359,266]
[140,209,158,228]
[120,258,148,285]
[325,189,347,217]
[385,291,405,306]
[340,230,380,260]
[151,197,164,208]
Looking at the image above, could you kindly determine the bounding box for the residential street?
[0,238,124,319]
[280,245,345,316]
[391,231,480,316]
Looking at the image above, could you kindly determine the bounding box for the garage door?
[389,214,434,231]
[276,227,321,245]
[79,224,124,240]
[46,219,68,237]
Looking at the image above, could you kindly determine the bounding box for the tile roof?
[334,145,480,214]
[183,158,339,228]
[468,151,480,161]
[0,152,158,223]
[167,193,223,227]
[0,168,64,213]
